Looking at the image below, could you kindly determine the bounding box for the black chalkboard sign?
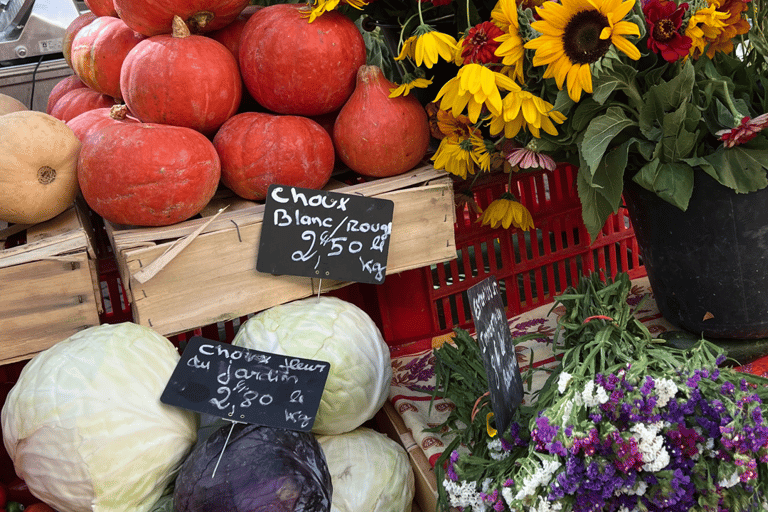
[161,337,329,432]
[467,277,524,435]
[256,184,394,284]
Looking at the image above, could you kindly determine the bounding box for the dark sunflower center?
[653,18,677,42]
[562,10,612,65]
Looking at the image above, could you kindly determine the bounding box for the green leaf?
[632,161,695,210]
[697,148,768,193]
[660,102,700,161]
[591,60,639,106]
[579,106,636,175]
[577,164,617,242]
[570,99,606,133]
[638,60,695,141]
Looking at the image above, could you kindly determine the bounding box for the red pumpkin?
[333,65,431,177]
[46,75,88,115]
[212,112,335,201]
[113,0,251,36]
[48,87,117,123]
[70,16,147,99]
[239,3,366,116]
[78,120,221,226]
[67,104,139,142]
[84,0,117,17]
[120,16,241,135]
[63,11,97,68]
[207,4,262,65]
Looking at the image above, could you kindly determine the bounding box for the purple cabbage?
[173,422,332,512]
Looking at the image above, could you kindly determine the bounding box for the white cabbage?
[317,427,415,512]
[1,322,198,512]
[232,296,392,435]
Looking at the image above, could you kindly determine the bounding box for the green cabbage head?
[317,427,414,512]
[232,297,392,435]
[1,322,198,512]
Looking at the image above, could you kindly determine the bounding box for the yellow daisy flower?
[685,4,729,58]
[389,77,433,98]
[434,63,521,123]
[492,0,526,83]
[471,137,494,172]
[432,134,481,179]
[489,89,567,138]
[524,0,641,102]
[478,192,535,230]
[303,0,367,21]
[394,35,417,62]
[486,412,498,437]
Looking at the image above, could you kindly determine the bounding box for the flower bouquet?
[303,0,768,238]
[430,273,768,511]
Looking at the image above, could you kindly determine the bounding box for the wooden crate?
[0,205,101,364]
[104,165,457,337]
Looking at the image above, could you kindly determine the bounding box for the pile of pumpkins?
[0,0,431,228]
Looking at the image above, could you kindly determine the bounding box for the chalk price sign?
[467,277,524,435]
[161,337,329,432]
[256,185,394,284]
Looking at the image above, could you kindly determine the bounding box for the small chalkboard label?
[467,277,524,435]
[161,337,329,432]
[256,185,394,284]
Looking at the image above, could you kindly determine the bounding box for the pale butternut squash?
[0,93,28,116]
[0,111,81,224]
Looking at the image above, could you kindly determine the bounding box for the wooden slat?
[0,253,101,364]
[0,207,89,269]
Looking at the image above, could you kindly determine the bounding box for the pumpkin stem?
[109,104,129,120]
[172,15,192,38]
[187,11,215,33]
[37,166,56,185]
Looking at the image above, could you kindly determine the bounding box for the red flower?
[716,113,768,148]
[461,21,504,64]
[643,0,692,62]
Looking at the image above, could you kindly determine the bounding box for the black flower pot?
[624,169,768,339]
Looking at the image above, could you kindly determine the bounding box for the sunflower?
[523,0,641,102]
[478,192,535,230]
[434,63,521,123]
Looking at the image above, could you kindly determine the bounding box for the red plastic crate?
[374,163,647,345]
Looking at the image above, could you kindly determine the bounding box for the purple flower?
[721,381,736,396]
[532,415,558,450]
[641,375,656,396]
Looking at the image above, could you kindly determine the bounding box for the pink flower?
[716,113,768,148]
[506,147,557,170]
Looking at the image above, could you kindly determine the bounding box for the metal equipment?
[0,0,83,111]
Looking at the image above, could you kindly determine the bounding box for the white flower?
[718,471,741,488]
[530,496,564,511]
[631,422,670,472]
[654,377,678,408]
[443,479,488,511]
[616,479,647,497]
[514,459,562,500]
[502,487,515,507]
[557,372,572,394]
[559,399,574,428]
[581,379,610,407]
[488,437,511,461]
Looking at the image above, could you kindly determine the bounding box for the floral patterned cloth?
[386,276,681,467]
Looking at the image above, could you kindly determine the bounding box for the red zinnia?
[461,21,504,64]
[643,0,692,62]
